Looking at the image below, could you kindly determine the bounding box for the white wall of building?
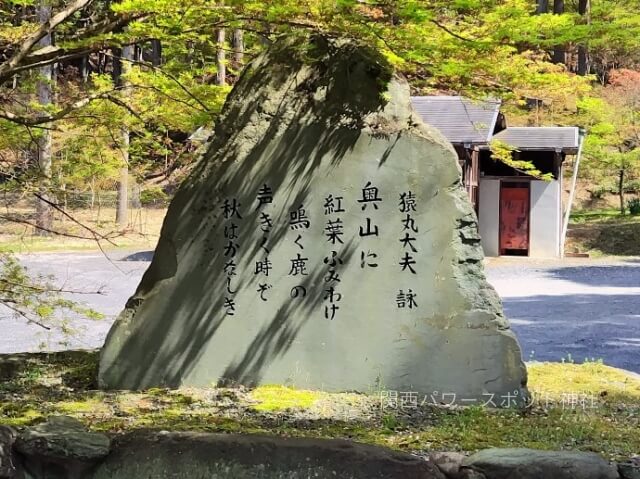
[478,179,500,257]
[529,179,561,258]
[477,178,562,258]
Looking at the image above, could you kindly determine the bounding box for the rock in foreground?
[462,448,620,479]
[14,416,110,479]
[92,432,445,479]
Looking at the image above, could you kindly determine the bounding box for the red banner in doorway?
[500,186,529,253]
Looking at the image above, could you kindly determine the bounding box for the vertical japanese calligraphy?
[218,184,423,318]
[222,197,242,315]
[397,190,418,309]
[289,203,310,299]
[323,193,346,320]
[358,182,381,273]
[255,184,274,302]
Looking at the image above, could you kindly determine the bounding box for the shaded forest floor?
[1,351,639,461]
[0,206,166,253]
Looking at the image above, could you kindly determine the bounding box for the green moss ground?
[1,351,639,460]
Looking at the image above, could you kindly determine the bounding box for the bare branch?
[104,94,146,121]
[0,213,121,243]
[0,299,52,330]
[0,11,142,82]
[67,12,146,41]
[428,19,478,44]
[0,90,117,126]
[128,83,210,113]
[2,46,95,80]
[32,193,118,246]
[0,0,95,80]
[0,279,105,296]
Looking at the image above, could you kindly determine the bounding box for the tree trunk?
[537,0,549,14]
[115,44,134,228]
[619,168,626,215]
[35,0,54,236]
[81,55,89,82]
[577,0,590,75]
[552,0,566,65]
[553,0,564,14]
[151,39,162,66]
[231,29,244,71]
[116,131,129,227]
[90,176,95,209]
[216,28,226,86]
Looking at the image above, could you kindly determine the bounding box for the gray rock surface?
[430,451,467,478]
[99,35,527,403]
[0,426,17,479]
[619,459,640,479]
[429,451,488,479]
[91,431,445,479]
[462,448,620,479]
[15,416,110,479]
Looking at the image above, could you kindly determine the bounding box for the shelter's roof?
[490,127,581,154]
[410,96,502,144]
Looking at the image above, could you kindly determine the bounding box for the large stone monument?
[100,36,528,404]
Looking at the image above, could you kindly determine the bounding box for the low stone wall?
[1,417,638,479]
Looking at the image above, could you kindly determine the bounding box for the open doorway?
[499,181,530,256]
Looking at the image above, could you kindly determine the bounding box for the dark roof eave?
[478,145,579,155]
[450,141,490,147]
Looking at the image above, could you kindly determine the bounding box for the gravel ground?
[486,257,640,372]
[2,251,639,373]
[0,250,150,354]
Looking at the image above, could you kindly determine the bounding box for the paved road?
[0,251,151,354]
[2,252,639,372]
[488,258,640,372]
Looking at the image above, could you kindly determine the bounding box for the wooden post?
[561,130,585,258]
[470,148,480,211]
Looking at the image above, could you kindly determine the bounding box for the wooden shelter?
[411,96,582,258]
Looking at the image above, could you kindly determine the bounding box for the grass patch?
[567,208,640,256]
[528,361,640,401]
[251,385,326,412]
[1,351,639,460]
[570,208,623,224]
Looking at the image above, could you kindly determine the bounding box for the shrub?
[140,187,169,207]
[628,197,640,215]
[624,180,640,193]
[589,185,612,200]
